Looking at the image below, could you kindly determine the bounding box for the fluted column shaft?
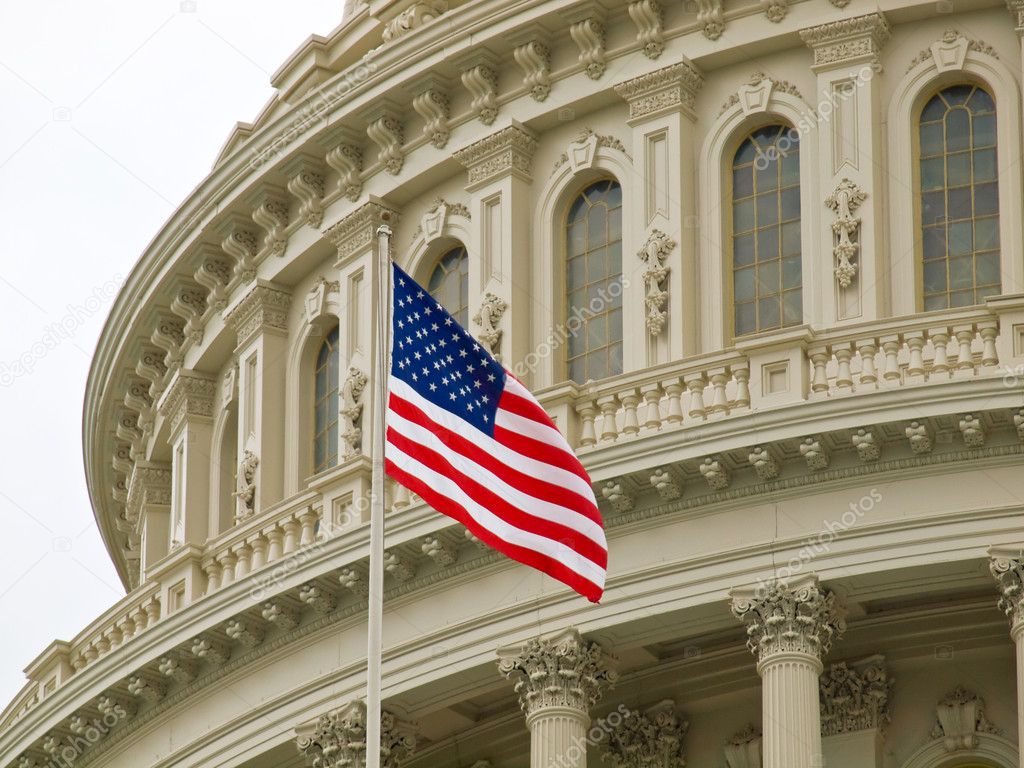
[759,652,823,768]
[527,705,590,768]
[1012,623,1024,757]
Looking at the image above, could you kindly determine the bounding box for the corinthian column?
[498,628,617,768]
[296,700,416,768]
[988,545,1024,754]
[730,575,845,768]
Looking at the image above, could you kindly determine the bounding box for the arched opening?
[313,325,340,475]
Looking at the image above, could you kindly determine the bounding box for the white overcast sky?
[0,0,343,708]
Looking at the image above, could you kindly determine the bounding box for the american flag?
[383,263,608,602]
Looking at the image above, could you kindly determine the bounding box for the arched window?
[313,326,340,474]
[566,179,623,383]
[919,83,1000,310]
[731,125,802,337]
[427,246,469,326]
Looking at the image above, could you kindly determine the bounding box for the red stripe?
[385,459,604,603]
[493,421,592,487]
[388,392,603,527]
[387,428,608,568]
[498,389,562,429]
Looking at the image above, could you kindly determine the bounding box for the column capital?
[157,369,216,436]
[497,628,617,718]
[126,461,171,527]
[296,700,416,768]
[224,280,292,348]
[454,121,538,191]
[613,60,703,124]
[324,197,400,267]
[799,12,891,71]
[819,656,893,736]
[989,545,1024,635]
[604,700,687,768]
[1008,0,1024,35]
[730,576,846,666]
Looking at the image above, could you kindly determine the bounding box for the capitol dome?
[4,1,1024,767]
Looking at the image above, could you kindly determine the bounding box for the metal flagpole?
[366,220,392,768]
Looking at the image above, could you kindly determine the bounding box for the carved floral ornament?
[719,71,803,117]
[989,549,1024,628]
[340,366,369,458]
[603,700,688,768]
[305,276,341,326]
[730,578,846,662]
[297,699,417,768]
[723,725,761,768]
[381,0,448,43]
[472,293,507,356]
[498,628,618,716]
[824,178,867,288]
[819,658,893,736]
[411,197,471,243]
[637,229,675,335]
[930,686,1002,752]
[552,127,630,175]
[907,29,999,73]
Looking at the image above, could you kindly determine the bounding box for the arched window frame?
[888,42,1022,315]
[700,89,821,351]
[425,245,470,327]
[312,324,340,475]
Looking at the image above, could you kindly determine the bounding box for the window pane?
[974,114,996,147]
[975,218,999,250]
[313,326,340,474]
[975,182,999,216]
[733,166,753,197]
[566,179,622,383]
[782,290,802,325]
[735,302,756,336]
[734,234,755,266]
[945,108,970,151]
[756,193,778,226]
[733,200,754,232]
[946,153,970,187]
[920,123,944,157]
[977,251,1000,286]
[973,148,997,182]
[734,267,755,300]
[428,246,470,326]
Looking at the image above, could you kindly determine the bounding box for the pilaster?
[731,575,846,768]
[454,123,538,377]
[498,628,617,768]
[126,461,172,580]
[819,656,891,768]
[799,13,891,326]
[297,699,416,768]
[614,61,703,366]
[603,700,687,768]
[225,281,292,517]
[988,545,1024,753]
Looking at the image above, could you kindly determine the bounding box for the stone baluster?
[283,516,302,555]
[880,336,902,387]
[833,343,854,392]
[219,551,236,586]
[597,396,620,443]
[498,629,617,768]
[855,340,877,387]
[205,559,223,593]
[952,326,976,378]
[904,332,925,381]
[300,507,320,547]
[684,374,707,419]
[733,364,751,408]
[250,535,268,571]
[618,389,641,437]
[929,329,950,379]
[808,348,830,397]
[234,542,252,580]
[988,546,1024,755]
[576,401,598,447]
[662,379,684,425]
[640,383,663,433]
[731,576,845,768]
[266,525,284,562]
[144,596,161,626]
[980,323,999,369]
[707,368,729,414]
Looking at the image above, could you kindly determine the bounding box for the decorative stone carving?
[731,578,845,662]
[325,200,399,264]
[614,61,703,123]
[411,81,450,148]
[170,283,207,345]
[127,674,165,703]
[799,437,830,470]
[498,628,617,716]
[649,468,681,500]
[825,179,866,288]
[262,601,300,630]
[990,548,1024,628]
[819,657,893,735]
[299,583,337,613]
[339,565,369,597]
[125,462,171,527]
[190,636,231,665]
[250,187,290,257]
[628,0,664,59]
[159,370,216,436]
[748,446,781,482]
[381,0,447,42]
[603,700,687,768]
[194,250,232,312]
[219,216,259,285]
[761,0,787,23]
[136,345,169,400]
[225,617,265,647]
[852,428,880,462]
[286,158,326,229]
[908,29,999,74]
[720,72,802,117]
[454,123,538,189]
[459,57,499,125]
[158,655,197,684]
[930,687,1001,751]
[569,17,606,79]
[234,449,258,521]
[340,366,369,457]
[602,480,634,512]
[695,0,724,39]
[305,276,341,325]
[324,127,364,202]
[411,197,470,243]
[384,550,417,582]
[699,457,730,490]
[224,282,291,348]
[959,413,985,447]
[472,293,507,355]
[799,13,891,70]
[367,111,404,175]
[905,421,933,454]
[553,128,629,174]
[151,314,186,369]
[723,725,762,768]
[422,535,458,566]
[637,229,674,335]
[513,39,551,101]
[1014,408,1024,441]
[297,700,416,768]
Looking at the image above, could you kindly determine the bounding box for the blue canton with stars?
[391,263,507,437]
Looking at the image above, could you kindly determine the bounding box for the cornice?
[223,281,292,348]
[799,12,891,70]
[324,197,399,265]
[613,59,703,123]
[156,370,217,436]
[453,122,538,190]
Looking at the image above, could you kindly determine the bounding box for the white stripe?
[387,408,608,548]
[501,376,570,441]
[389,376,597,504]
[386,441,607,589]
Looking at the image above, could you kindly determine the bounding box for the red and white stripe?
[384,374,607,602]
